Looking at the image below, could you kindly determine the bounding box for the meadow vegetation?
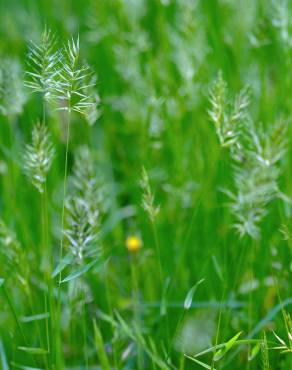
[0,0,291,369]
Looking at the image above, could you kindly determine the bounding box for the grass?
[0,0,292,369]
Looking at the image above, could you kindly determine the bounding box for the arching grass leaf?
[213,331,242,361]
[52,253,74,278]
[61,258,104,283]
[184,354,217,370]
[184,279,205,310]
[17,346,48,355]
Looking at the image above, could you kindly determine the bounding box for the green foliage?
[0,1,291,369]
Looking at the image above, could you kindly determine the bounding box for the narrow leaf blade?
[213,331,242,361]
[184,279,205,309]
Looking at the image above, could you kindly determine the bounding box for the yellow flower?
[126,235,141,253]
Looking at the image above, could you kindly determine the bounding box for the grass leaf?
[61,258,101,283]
[17,346,48,355]
[52,253,74,278]
[184,279,205,310]
[0,338,9,370]
[93,319,110,370]
[213,331,242,361]
[184,354,217,370]
[248,342,261,361]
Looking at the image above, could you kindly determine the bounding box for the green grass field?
[0,0,291,369]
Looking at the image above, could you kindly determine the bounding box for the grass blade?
[185,355,217,370]
[93,319,110,370]
[0,338,9,370]
[18,347,48,355]
[184,279,205,310]
[61,258,101,283]
[213,331,242,361]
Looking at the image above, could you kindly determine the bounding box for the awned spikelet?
[64,146,103,263]
[55,37,98,117]
[209,73,287,239]
[208,71,250,148]
[26,29,100,123]
[23,122,55,193]
[25,28,60,102]
[140,167,160,222]
[228,119,287,239]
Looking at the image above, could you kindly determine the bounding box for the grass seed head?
[140,167,160,222]
[64,146,103,263]
[0,57,26,116]
[23,122,55,193]
[25,27,61,102]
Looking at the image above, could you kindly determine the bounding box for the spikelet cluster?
[0,219,29,288]
[0,57,26,116]
[140,167,160,222]
[64,146,103,263]
[209,73,287,239]
[0,218,21,269]
[229,119,286,239]
[56,37,97,116]
[271,0,292,48]
[208,71,250,147]
[26,29,99,121]
[23,122,55,193]
[25,28,60,102]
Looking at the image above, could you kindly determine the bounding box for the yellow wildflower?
[126,235,141,253]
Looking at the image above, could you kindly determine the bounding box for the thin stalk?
[247,242,255,370]
[179,354,185,370]
[56,109,71,369]
[44,293,50,370]
[151,221,163,291]
[168,309,186,360]
[221,238,248,336]
[104,267,119,369]
[58,110,71,286]
[211,288,225,370]
[8,116,16,209]
[82,286,89,370]
[130,254,143,369]
[41,188,52,370]
[151,221,170,347]
[42,100,53,370]
[2,285,28,347]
